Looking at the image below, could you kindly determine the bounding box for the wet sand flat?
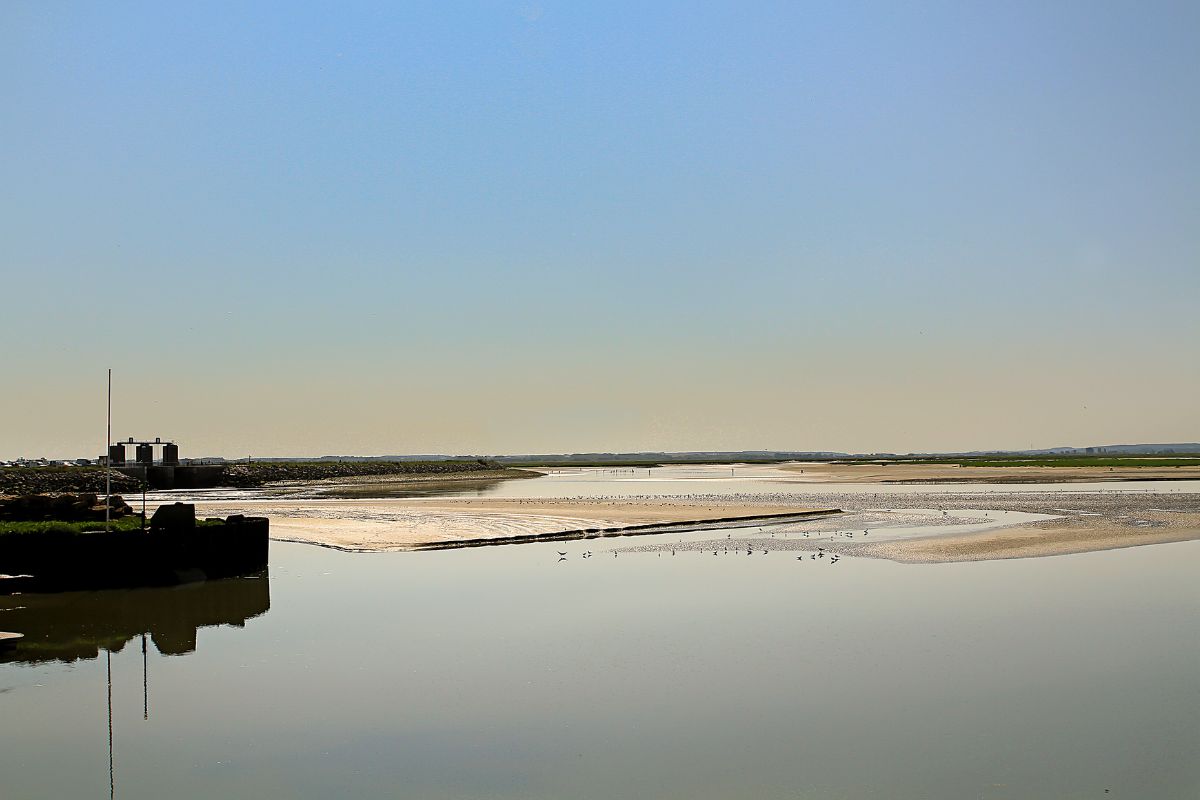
[170,465,1200,559]
[844,511,1200,562]
[687,490,1200,563]
[190,497,837,551]
[614,487,1200,563]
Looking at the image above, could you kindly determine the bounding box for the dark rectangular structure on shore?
[0,512,269,592]
[116,464,225,489]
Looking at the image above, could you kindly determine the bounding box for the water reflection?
[0,573,271,665]
[1,541,1199,798]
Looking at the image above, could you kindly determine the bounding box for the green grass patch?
[0,516,224,536]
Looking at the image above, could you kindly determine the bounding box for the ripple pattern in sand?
[197,505,628,551]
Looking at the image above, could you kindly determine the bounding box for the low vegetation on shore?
[884,455,1200,468]
[0,516,226,537]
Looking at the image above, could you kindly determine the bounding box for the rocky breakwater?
[219,458,514,487]
[0,466,141,497]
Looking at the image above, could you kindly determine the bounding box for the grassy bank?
[0,516,226,536]
[0,516,145,536]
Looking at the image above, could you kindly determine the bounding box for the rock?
[149,502,196,531]
[0,492,135,521]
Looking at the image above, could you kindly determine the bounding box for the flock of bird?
[555,538,851,564]
[558,549,612,561]
[543,505,1002,565]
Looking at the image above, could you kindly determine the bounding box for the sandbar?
[187,497,837,551]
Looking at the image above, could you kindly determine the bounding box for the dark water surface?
[3,536,1199,799]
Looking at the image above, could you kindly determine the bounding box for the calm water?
[3,531,1199,799]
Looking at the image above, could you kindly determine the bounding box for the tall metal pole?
[106,369,112,533]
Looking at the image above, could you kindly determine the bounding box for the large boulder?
[94,495,133,520]
[149,502,196,531]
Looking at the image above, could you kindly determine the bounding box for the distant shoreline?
[0,460,528,497]
[778,461,1200,484]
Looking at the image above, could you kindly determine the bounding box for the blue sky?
[2,2,1197,457]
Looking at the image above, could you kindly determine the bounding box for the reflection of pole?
[107,650,114,800]
[142,634,148,721]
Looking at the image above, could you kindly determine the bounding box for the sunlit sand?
[188,496,839,551]
[167,463,1200,558]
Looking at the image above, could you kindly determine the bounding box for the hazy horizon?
[3,2,1197,460]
